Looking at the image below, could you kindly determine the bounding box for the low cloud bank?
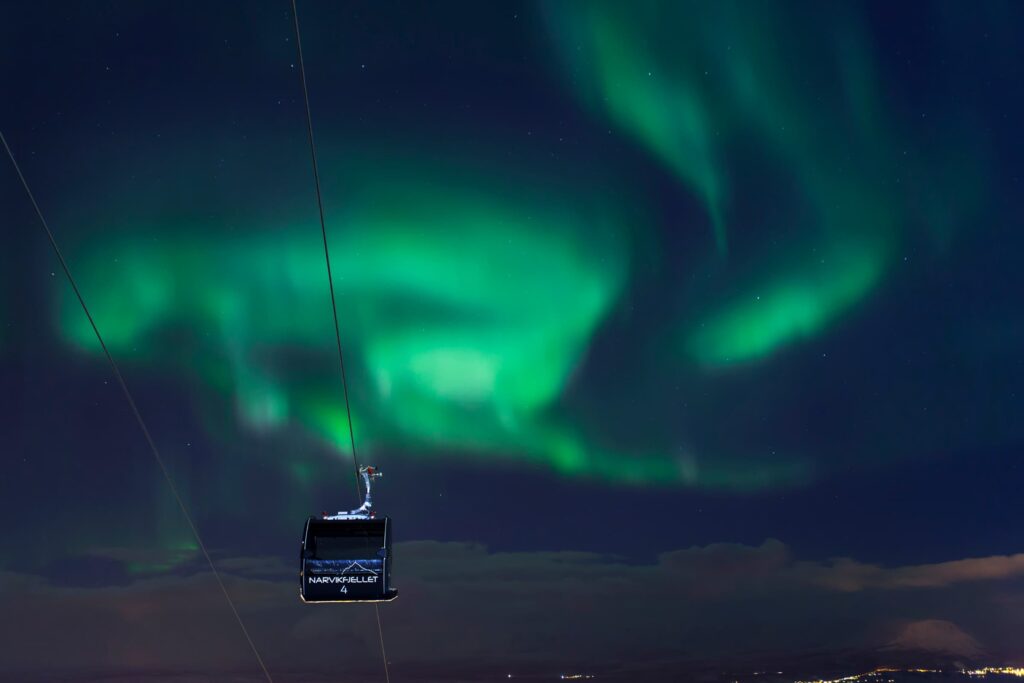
[2,540,1022,680]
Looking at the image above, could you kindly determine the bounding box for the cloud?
[1,540,1023,681]
[806,553,1024,592]
[885,620,985,658]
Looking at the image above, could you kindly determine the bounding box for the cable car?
[300,466,398,603]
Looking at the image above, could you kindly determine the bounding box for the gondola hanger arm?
[323,466,382,520]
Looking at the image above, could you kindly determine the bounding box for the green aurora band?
[50,2,984,491]
[57,151,804,490]
[545,1,979,368]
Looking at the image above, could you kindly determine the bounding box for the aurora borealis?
[3,1,1024,680]
[38,0,989,490]
[546,1,984,369]
[56,148,643,481]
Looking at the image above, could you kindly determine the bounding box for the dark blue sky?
[2,2,1024,680]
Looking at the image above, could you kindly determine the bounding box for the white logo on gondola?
[308,575,378,584]
[308,561,380,584]
[341,561,379,576]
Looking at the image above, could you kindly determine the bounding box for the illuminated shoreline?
[796,665,1024,683]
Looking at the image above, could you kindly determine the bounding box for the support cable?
[289,4,393,682]
[1,130,274,683]
[289,0,363,505]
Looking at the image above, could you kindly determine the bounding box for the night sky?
[2,1,1024,681]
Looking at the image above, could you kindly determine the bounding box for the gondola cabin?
[300,516,398,603]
